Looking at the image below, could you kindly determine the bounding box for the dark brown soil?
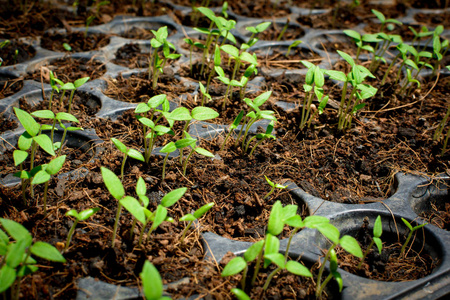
[0,40,36,66]
[40,31,110,53]
[0,76,23,99]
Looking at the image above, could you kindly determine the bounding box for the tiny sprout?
[111,138,145,181]
[65,207,100,252]
[140,261,171,300]
[221,110,244,151]
[263,175,287,199]
[400,218,427,257]
[160,141,176,181]
[179,202,214,244]
[358,215,383,269]
[63,43,72,52]
[276,18,290,42]
[285,40,302,57]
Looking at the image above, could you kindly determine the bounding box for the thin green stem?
[65,219,79,252]
[263,267,282,290]
[111,203,123,247]
[179,220,193,244]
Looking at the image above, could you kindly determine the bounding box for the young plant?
[221,110,244,151]
[299,61,328,130]
[59,77,90,113]
[285,40,303,57]
[134,94,174,163]
[325,50,377,130]
[179,202,214,244]
[31,155,66,214]
[244,120,276,157]
[0,218,66,299]
[245,21,271,46]
[175,131,215,175]
[65,207,100,252]
[433,100,450,155]
[149,26,181,90]
[159,141,176,181]
[263,175,287,199]
[47,71,64,110]
[400,218,427,257]
[313,222,363,298]
[167,105,219,139]
[111,138,145,181]
[12,108,56,200]
[140,260,171,300]
[358,215,383,269]
[198,81,212,106]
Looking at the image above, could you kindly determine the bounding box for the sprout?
[179,202,214,244]
[140,261,171,300]
[263,175,287,199]
[65,207,100,252]
[111,138,145,181]
[358,216,383,269]
[400,218,427,257]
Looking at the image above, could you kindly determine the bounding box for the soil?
[0,76,23,99]
[0,0,449,299]
[0,40,36,66]
[40,31,110,53]
[255,48,323,70]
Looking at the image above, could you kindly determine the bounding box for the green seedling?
[167,105,219,139]
[218,44,258,108]
[325,50,377,130]
[56,119,83,156]
[285,40,303,57]
[358,215,383,269]
[299,61,329,130]
[400,218,427,257]
[244,120,276,157]
[409,26,434,50]
[221,201,313,293]
[221,110,244,151]
[276,18,290,42]
[184,37,205,76]
[371,9,402,34]
[149,26,181,90]
[0,218,66,299]
[313,222,363,298]
[245,21,271,46]
[134,94,174,163]
[111,138,145,181]
[263,175,287,199]
[198,81,212,106]
[140,260,171,300]
[62,43,72,52]
[159,142,176,181]
[239,62,258,100]
[433,99,450,155]
[13,108,56,200]
[234,91,276,150]
[0,40,10,64]
[368,33,402,73]
[65,207,100,252]
[179,202,214,244]
[31,155,66,214]
[175,131,214,175]
[48,71,64,110]
[343,30,377,63]
[59,77,90,113]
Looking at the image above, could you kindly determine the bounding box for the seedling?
[285,40,303,57]
[244,120,276,157]
[198,81,212,106]
[313,222,363,298]
[65,207,100,252]
[111,138,145,181]
[175,131,215,175]
[149,26,181,90]
[47,71,64,109]
[167,105,219,139]
[13,108,56,200]
[184,37,205,76]
[134,94,174,163]
[358,215,383,269]
[0,218,66,299]
[400,218,427,257]
[263,175,287,199]
[159,142,176,181]
[276,18,290,42]
[59,77,90,113]
[31,155,66,213]
[324,50,377,130]
[221,110,244,151]
[433,101,450,155]
[140,260,171,300]
[179,202,214,244]
[245,21,271,46]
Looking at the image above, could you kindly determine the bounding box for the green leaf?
[412,223,427,231]
[175,137,196,149]
[373,215,382,238]
[285,215,304,228]
[31,242,66,262]
[65,209,79,219]
[13,150,28,166]
[194,147,215,158]
[31,110,55,119]
[127,149,145,162]
[303,215,329,228]
[136,177,147,197]
[282,205,298,221]
[325,70,347,82]
[32,170,51,185]
[231,288,251,300]
[315,223,340,244]
[333,270,343,292]
[78,207,100,221]
[168,107,192,121]
[371,9,385,23]
[244,240,264,262]
[253,91,272,107]
[264,233,279,268]
[286,260,312,277]
[240,51,257,65]
[33,134,55,156]
[14,107,39,137]
[339,235,363,258]
[6,238,28,268]
[101,167,125,200]
[344,30,361,41]
[255,21,272,33]
[111,138,127,153]
[151,205,168,231]
[140,261,163,300]
[56,112,79,123]
[314,67,325,87]
[0,265,16,293]
[221,256,247,277]
[179,214,196,222]
[160,142,176,154]
[191,107,219,121]
[196,6,216,22]
[18,132,32,151]
[45,155,66,175]
[74,77,90,88]
[161,187,187,208]
[193,202,214,219]
[135,103,151,114]
[120,196,146,224]
[373,237,383,254]
[221,44,239,58]
[401,218,413,231]
[337,50,355,67]
[264,253,285,269]
[60,82,75,90]
[267,201,284,236]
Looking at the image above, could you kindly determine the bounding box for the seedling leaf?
[141,261,163,300]
[101,167,125,200]
[222,256,246,277]
[339,235,363,258]
[31,242,66,262]
[161,187,187,207]
[286,260,312,277]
